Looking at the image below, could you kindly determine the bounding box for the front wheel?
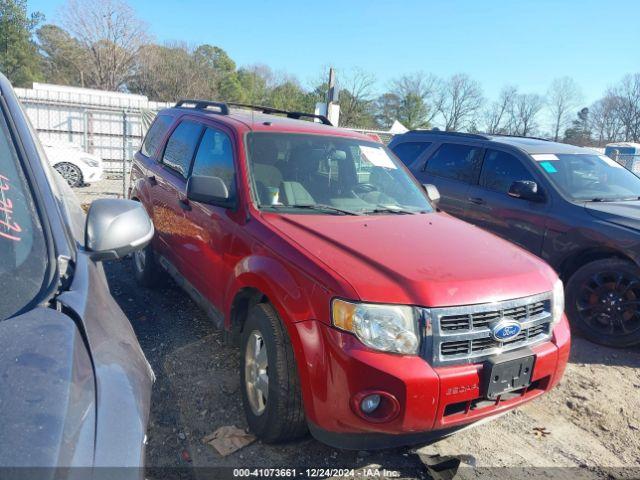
[566,258,640,347]
[240,303,307,442]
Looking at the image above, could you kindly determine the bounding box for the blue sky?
[29,0,639,104]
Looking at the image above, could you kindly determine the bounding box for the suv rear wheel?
[240,303,307,442]
[566,258,640,347]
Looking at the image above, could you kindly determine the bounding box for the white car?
[42,140,103,187]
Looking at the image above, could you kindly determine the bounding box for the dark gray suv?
[390,130,640,348]
[0,72,154,475]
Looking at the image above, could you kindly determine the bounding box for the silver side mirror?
[423,183,441,208]
[85,199,154,261]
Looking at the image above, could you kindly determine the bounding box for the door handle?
[468,197,486,205]
[179,198,192,211]
[147,175,157,186]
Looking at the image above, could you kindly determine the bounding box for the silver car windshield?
[246,132,433,215]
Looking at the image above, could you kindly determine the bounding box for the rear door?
[464,148,550,255]
[413,142,483,217]
[149,119,204,270]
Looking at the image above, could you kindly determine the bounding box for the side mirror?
[423,183,441,207]
[187,175,231,206]
[508,180,543,202]
[85,199,154,261]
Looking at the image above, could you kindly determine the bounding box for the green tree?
[37,24,86,86]
[0,0,43,86]
[564,107,592,146]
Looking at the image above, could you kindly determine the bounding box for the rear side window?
[391,141,431,167]
[191,128,236,201]
[141,114,173,158]
[480,149,535,193]
[162,121,204,178]
[425,143,482,184]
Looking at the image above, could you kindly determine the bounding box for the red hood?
[263,212,557,308]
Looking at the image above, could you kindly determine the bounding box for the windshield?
[246,132,433,215]
[0,112,48,320]
[532,153,640,202]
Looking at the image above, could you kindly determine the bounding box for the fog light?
[361,394,381,414]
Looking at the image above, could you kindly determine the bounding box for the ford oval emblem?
[491,319,522,341]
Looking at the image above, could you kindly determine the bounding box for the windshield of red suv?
[533,153,640,202]
[0,112,48,320]
[246,132,433,215]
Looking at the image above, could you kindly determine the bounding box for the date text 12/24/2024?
[233,469,402,478]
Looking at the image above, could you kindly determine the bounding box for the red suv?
[129,100,570,449]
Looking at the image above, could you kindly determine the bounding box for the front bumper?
[291,315,570,449]
[79,164,103,183]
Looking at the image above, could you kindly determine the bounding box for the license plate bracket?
[483,349,535,400]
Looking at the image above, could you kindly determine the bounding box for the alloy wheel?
[244,330,269,416]
[576,270,640,336]
[55,163,82,187]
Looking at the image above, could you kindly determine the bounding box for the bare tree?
[590,94,624,145]
[547,77,583,141]
[483,85,518,134]
[388,72,441,129]
[609,73,640,142]
[60,0,149,91]
[511,93,544,136]
[437,73,484,131]
[336,68,377,127]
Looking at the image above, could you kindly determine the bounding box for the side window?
[162,121,203,178]
[141,114,173,158]
[480,150,534,193]
[425,143,482,183]
[191,128,236,200]
[391,142,431,167]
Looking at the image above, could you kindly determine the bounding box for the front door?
[464,148,550,255]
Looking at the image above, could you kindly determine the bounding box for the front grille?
[425,293,553,366]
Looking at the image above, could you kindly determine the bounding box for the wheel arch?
[559,247,637,283]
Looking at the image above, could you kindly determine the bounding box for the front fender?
[225,254,316,326]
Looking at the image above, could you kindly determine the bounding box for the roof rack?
[227,102,333,126]
[408,129,550,142]
[175,99,229,115]
[409,130,491,140]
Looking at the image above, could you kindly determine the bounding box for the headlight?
[552,278,565,326]
[80,157,100,168]
[332,299,420,355]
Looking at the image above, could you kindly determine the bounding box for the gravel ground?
[78,179,640,479]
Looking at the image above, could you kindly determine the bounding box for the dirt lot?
[77,180,640,479]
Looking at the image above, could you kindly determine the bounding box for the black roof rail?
[227,102,333,126]
[175,99,229,115]
[408,130,491,140]
[408,129,551,142]
[481,132,551,142]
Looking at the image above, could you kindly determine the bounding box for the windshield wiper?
[261,204,362,215]
[363,205,418,215]
[588,197,640,203]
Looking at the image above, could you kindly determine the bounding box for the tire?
[132,240,162,288]
[566,258,640,347]
[240,303,307,442]
[54,162,83,188]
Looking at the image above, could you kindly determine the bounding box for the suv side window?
[425,143,482,183]
[480,149,535,193]
[191,127,236,201]
[391,141,431,167]
[141,114,173,158]
[162,120,204,177]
